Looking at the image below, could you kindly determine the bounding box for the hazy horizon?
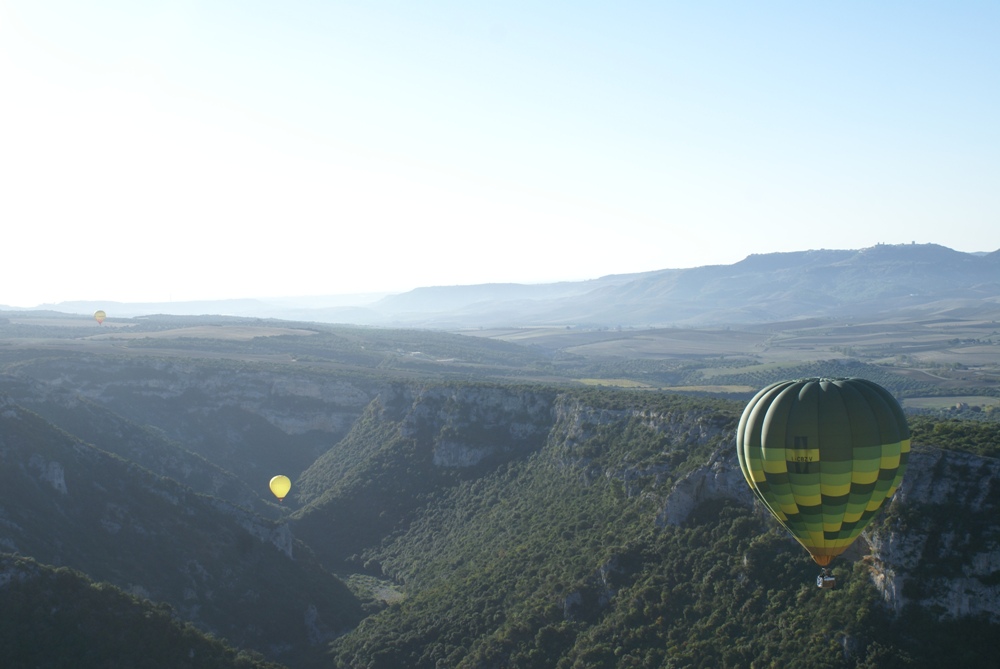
[4,240,997,316]
[3,2,998,307]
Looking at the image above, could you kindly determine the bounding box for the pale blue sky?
[2,1,998,306]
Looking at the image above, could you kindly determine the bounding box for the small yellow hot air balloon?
[94,310,106,325]
[269,475,291,502]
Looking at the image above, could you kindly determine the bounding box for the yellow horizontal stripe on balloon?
[879,440,900,461]
[866,498,885,511]
[880,454,901,469]
[762,459,788,474]
[851,468,879,485]
[806,546,833,557]
[822,516,844,530]
[794,493,821,507]
[749,466,767,483]
[820,481,851,497]
[842,510,864,524]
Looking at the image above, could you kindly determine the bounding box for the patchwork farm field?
[3,309,998,405]
[469,314,1000,402]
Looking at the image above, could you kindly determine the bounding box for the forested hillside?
[1,317,998,668]
[311,388,999,668]
[0,393,362,668]
[0,556,287,669]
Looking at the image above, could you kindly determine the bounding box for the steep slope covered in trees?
[291,383,558,568]
[0,393,363,668]
[309,387,1000,668]
[0,555,288,669]
[1,374,275,515]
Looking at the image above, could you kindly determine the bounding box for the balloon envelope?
[269,475,291,501]
[736,377,909,566]
[94,310,106,324]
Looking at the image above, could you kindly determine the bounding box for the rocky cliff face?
[10,354,373,425]
[4,356,380,495]
[393,383,557,467]
[658,438,1000,623]
[657,448,751,526]
[550,397,732,455]
[2,375,278,515]
[548,394,735,495]
[867,446,1000,622]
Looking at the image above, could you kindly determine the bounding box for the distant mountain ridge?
[7,243,999,327]
[375,243,1000,327]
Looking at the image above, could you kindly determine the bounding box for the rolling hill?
[21,243,998,328]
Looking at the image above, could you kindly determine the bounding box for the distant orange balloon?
[94,310,106,325]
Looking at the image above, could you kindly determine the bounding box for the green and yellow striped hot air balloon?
[736,377,909,567]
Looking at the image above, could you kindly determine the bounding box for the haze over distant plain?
[2,2,998,308]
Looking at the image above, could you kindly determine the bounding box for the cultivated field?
[467,314,1000,402]
[3,310,998,404]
